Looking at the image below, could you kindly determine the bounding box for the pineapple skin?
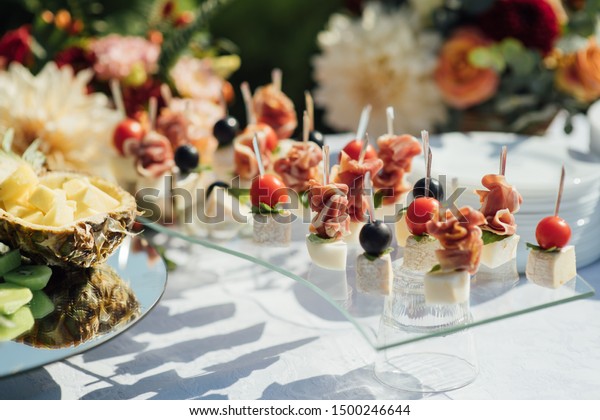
[0,173,137,268]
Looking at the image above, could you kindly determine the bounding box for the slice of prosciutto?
[233,131,271,180]
[475,174,523,235]
[373,134,422,205]
[426,206,486,274]
[274,142,323,192]
[332,151,383,222]
[133,131,175,178]
[253,84,297,139]
[307,179,350,240]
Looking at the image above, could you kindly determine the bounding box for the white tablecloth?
[1,115,599,400]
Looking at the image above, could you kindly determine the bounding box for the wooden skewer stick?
[425,147,432,198]
[149,97,158,131]
[500,145,507,176]
[160,84,173,107]
[253,133,265,177]
[386,106,394,136]
[365,172,375,224]
[240,82,256,125]
[323,145,330,185]
[356,104,372,142]
[555,165,565,217]
[272,68,282,92]
[305,91,315,131]
[359,132,371,165]
[109,79,125,118]
[303,111,310,143]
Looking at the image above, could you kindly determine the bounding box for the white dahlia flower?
[313,4,447,135]
[0,63,120,176]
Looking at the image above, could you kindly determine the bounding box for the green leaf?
[396,206,407,218]
[300,190,310,209]
[251,202,284,214]
[228,187,250,201]
[363,247,394,261]
[154,244,178,271]
[526,242,559,253]
[499,38,524,60]
[412,234,431,242]
[374,190,385,209]
[307,233,337,244]
[481,230,508,245]
[429,264,441,273]
[469,46,505,72]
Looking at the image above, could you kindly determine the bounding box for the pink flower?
[90,35,160,81]
[169,56,224,102]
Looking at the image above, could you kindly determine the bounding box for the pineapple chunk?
[23,211,45,225]
[4,203,37,219]
[75,207,99,219]
[28,185,57,213]
[0,164,38,203]
[43,201,74,227]
[70,184,120,213]
[62,179,89,199]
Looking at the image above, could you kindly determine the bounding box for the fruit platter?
[0,131,166,377]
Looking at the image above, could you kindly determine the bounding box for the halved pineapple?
[0,154,137,267]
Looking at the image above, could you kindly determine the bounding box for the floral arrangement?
[313,0,600,135]
[0,0,238,182]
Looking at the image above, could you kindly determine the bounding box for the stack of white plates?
[408,132,600,271]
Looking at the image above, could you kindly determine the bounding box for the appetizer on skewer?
[400,195,441,272]
[274,111,323,194]
[372,107,422,212]
[250,135,291,246]
[253,68,298,140]
[356,173,394,294]
[475,146,523,269]
[306,148,350,270]
[424,207,486,304]
[526,166,576,288]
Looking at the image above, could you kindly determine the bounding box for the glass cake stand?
[142,216,595,393]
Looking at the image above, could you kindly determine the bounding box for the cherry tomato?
[535,216,571,249]
[113,119,144,156]
[340,139,377,161]
[250,174,289,208]
[244,123,278,152]
[405,197,440,236]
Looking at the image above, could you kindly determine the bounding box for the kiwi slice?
[29,290,54,319]
[0,283,33,315]
[0,249,21,278]
[4,265,52,291]
[0,306,34,341]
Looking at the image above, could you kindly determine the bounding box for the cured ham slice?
[373,134,422,204]
[307,180,350,240]
[233,132,271,180]
[129,131,175,178]
[426,207,486,274]
[253,84,297,139]
[274,142,323,192]
[332,151,383,222]
[476,174,523,235]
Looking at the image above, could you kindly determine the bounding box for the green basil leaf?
[481,230,508,245]
[307,233,337,244]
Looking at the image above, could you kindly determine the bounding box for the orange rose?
[556,39,600,103]
[434,28,500,109]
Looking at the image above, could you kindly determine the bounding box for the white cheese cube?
[394,215,411,247]
[356,253,392,295]
[402,235,440,272]
[201,186,251,232]
[343,221,365,245]
[526,245,577,289]
[306,235,347,271]
[424,270,470,304]
[480,234,520,268]
[253,212,291,246]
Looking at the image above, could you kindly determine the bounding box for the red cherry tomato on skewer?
[340,139,377,161]
[535,216,571,249]
[250,174,289,208]
[405,197,440,236]
[113,119,144,156]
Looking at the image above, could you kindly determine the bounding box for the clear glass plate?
[0,238,167,378]
[143,218,594,351]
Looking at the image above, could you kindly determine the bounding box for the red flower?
[122,78,165,117]
[54,46,95,73]
[477,0,559,55]
[0,25,32,68]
